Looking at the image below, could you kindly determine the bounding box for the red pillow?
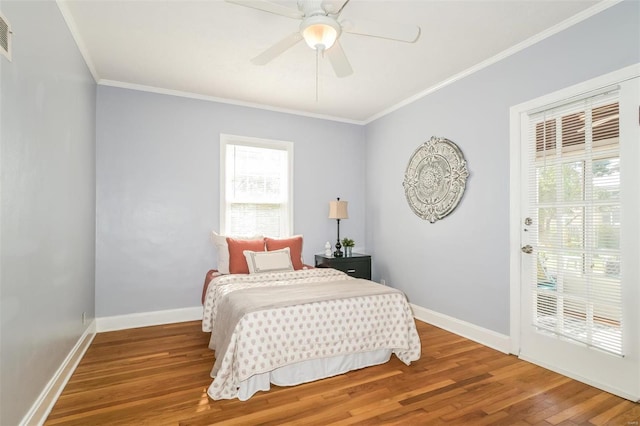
[265,236,304,270]
[227,237,265,274]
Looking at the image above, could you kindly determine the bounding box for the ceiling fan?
[226,0,421,78]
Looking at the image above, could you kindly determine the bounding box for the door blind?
[526,89,623,355]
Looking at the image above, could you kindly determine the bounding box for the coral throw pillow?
[265,235,304,270]
[227,237,265,274]
[211,232,263,274]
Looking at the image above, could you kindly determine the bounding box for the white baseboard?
[96,306,203,332]
[411,303,511,354]
[20,320,96,426]
[19,307,203,425]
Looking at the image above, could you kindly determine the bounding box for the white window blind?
[221,135,292,238]
[527,89,623,355]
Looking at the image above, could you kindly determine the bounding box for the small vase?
[345,246,353,257]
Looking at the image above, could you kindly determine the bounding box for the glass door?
[518,76,639,400]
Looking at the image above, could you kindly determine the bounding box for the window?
[220,134,293,238]
[527,89,623,355]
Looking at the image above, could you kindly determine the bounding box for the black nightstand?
[314,253,371,280]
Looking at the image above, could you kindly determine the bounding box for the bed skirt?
[209,348,392,401]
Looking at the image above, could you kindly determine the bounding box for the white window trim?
[219,133,294,236]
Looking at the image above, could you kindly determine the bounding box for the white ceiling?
[61,0,603,123]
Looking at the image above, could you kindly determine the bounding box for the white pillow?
[243,248,294,274]
[211,231,262,274]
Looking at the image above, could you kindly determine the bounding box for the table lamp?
[328,197,348,257]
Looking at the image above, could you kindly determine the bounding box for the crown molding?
[98,79,366,125]
[363,0,623,124]
[56,0,99,82]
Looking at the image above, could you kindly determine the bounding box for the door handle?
[521,245,533,254]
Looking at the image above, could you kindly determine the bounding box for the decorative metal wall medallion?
[403,136,469,223]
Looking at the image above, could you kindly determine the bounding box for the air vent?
[0,11,11,61]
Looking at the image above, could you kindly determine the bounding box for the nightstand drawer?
[332,259,370,279]
[314,254,372,280]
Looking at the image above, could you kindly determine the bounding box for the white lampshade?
[328,199,348,219]
[300,16,340,50]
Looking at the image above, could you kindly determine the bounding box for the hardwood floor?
[46,320,639,425]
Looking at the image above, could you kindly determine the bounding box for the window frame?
[219,133,294,237]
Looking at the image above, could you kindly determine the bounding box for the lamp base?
[334,240,343,257]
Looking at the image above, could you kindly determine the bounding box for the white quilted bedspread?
[202,268,421,400]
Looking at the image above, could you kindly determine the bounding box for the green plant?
[341,237,355,247]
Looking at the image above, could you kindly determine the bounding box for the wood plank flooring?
[45,320,639,425]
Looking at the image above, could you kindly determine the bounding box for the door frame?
[508,63,640,395]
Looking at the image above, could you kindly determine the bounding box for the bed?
[201,234,421,400]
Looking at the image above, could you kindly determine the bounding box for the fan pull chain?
[315,47,320,102]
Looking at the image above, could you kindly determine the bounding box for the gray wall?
[96,87,365,317]
[364,1,640,335]
[0,1,96,425]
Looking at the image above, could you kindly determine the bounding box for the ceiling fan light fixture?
[300,16,340,50]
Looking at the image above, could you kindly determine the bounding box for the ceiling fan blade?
[225,0,304,20]
[342,18,421,43]
[322,0,351,16]
[326,40,353,78]
[251,32,304,65]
